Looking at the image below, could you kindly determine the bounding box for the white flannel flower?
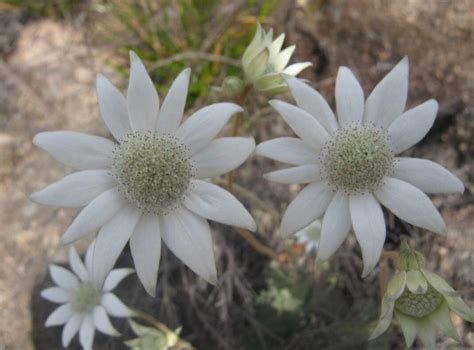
[295,220,321,254]
[32,51,257,296]
[242,22,311,96]
[41,243,133,350]
[256,58,464,276]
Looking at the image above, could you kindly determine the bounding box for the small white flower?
[295,220,321,254]
[32,51,257,296]
[256,57,464,276]
[242,22,312,96]
[41,243,133,350]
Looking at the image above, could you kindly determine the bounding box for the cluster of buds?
[370,241,474,349]
[241,22,311,96]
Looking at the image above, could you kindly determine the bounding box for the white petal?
[387,99,438,154]
[280,181,334,237]
[45,303,73,327]
[68,246,89,281]
[286,77,339,134]
[349,192,386,277]
[160,206,217,284]
[156,68,190,135]
[176,103,243,156]
[31,170,115,208]
[365,57,409,129]
[375,177,447,235]
[101,292,131,317]
[335,67,364,127]
[269,100,330,150]
[61,187,126,245]
[317,191,351,260]
[62,313,82,347]
[127,51,159,132]
[93,305,119,336]
[269,33,285,58]
[264,164,322,184]
[96,74,131,141]
[41,287,70,304]
[92,206,142,285]
[183,180,256,231]
[283,62,312,76]
[393,157,464,194]
[33,131,114,170]
[79,315,95,350]
[274,45,295,71]
[130,213,161,297]
[103,268,134,292]
[192,137,255,178]
[255,137,319,165]
[85,240,96,277]
[49,265,79,290]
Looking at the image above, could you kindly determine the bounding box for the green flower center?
[395,286,443,318]
[113,132,192,214]
[71,282,101,313]
[323,126,394,193]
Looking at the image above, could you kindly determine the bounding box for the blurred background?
[0,0,472,349]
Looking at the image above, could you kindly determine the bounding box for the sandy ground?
[0,1,473,349]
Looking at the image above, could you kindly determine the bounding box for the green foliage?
[4,0,85,19]
[249,260,387,350]
[125,320,193,350]
[94,0,280,105]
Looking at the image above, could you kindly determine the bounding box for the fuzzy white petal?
[68,246,89,282]
[280,181,334,237]
[393,157,464,194]
[335,67,364,127]
[79,315,95,350]
[264,164,322,184]
[49,265,79,290]
[45,303,74,327]
[41,287,70,304]
[160,207,217,284]
[85,241,96,277]
[365,57,409,129]
[256,137,319,165]
[269,100,330,150]
[192,137,255,178]
[127,51,159,132]
[101,293,131,317]
[283,62,312,76]
[103,268,134,292]
[375,177,447,234]
[318,191,351,260]
[31,170,115,208]
[156,68,190,135]
[350,192,386,277]
[183,180,256,231]
[274,45,295,71]
[130,213,161,297]
[93,305,119,336]
[96,74,131,141]
[286,77,339,134]
[92,206,142,285]
[61,188,126,245]
[176,103,243,156]
[62,313,83,347]
[387,99,438,154]
[33,131,114,170]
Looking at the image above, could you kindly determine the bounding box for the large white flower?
[32,51,257,296]
[41,243,133,350]
[242,22,312,96]
[256,58,464,276]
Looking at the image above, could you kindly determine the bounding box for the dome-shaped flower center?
[323,126,394,193]
[71,282,101,313]
[395,286,443,318]
[112,132,192,214]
